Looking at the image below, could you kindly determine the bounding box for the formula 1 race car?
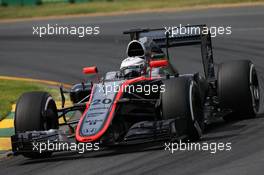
[11,24,260,158]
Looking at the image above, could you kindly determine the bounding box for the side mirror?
[149,60,168,68]
[83,66,98,75]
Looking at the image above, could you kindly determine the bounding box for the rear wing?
[123,25,215,79]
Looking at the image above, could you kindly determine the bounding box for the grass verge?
[0,0,264,20]
[0,79,60,120]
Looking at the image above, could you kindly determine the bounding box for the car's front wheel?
[15,91,58,158]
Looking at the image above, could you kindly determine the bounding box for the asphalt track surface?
[1,5,264,175]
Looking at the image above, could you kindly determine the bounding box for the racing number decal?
[91,99,101,105]
[91,98,112,105]
[102,99,112,104]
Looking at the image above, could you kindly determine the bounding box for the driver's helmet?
[120,56,146,78]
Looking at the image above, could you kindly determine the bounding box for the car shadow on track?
[19,114,264,165]
[20,142,165,165]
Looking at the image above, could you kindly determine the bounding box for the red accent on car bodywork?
[83,66,98,75]
[75,76,151,142]
[149,60,168,68]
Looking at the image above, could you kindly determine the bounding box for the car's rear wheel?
[15,91,58,158]
[217,60,260,121]
[161,78,204,141]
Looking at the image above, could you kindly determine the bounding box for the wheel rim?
[249,64,260,114]
[43,97,58,130]
[189,81,203,137]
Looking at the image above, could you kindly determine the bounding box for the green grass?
[0,0,264,20]
[0,79,60,120]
